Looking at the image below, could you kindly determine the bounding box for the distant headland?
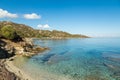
[0,21,89,39]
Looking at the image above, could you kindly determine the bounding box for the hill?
[0,21,89,39]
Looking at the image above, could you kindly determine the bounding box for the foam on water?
[13,38,120,80]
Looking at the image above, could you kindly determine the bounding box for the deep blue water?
[14,38,120,80]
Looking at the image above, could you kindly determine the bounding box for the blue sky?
[0,0,120,37]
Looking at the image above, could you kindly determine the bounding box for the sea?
[13,38,120,80]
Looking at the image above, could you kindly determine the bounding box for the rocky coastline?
[0,38,48,80]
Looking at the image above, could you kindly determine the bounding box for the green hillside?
[0,21,89,39]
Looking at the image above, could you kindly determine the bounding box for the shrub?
[1,25,18,40]
[0,31,2,38]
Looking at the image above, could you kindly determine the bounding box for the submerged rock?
[112,72,120,80]
[103,63,119,71]
[84,75,109,80]
[103,63,120,80]
[102,52,120,62]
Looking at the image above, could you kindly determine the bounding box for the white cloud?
[23,13,41,19]
[37,24,50,29]
[0,8,18,18]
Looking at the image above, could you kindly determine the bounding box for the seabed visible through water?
[13,38,120,80]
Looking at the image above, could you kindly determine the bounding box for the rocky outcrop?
[0,39,15,59]
[0,60,20,80]
[1,38,48,57]
[17,38,48,57]
[0,38,48,80]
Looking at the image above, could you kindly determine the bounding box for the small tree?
[1,25,17,40]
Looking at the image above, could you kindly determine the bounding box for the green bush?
[1,25,18,40]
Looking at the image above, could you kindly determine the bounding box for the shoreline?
[5,56,33,80]
[0,38,48,80]
[0,59,20,80]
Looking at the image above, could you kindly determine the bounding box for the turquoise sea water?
[13,38,120,80]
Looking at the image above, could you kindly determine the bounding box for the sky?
[0,0,120,37]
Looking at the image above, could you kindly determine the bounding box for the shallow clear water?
[13,38,120,80]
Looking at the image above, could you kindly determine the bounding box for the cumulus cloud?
[0,8,18,18]
[23,13,41,19]
[37,24,50,29]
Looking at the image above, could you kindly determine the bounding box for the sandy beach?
[5,57,33,80]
